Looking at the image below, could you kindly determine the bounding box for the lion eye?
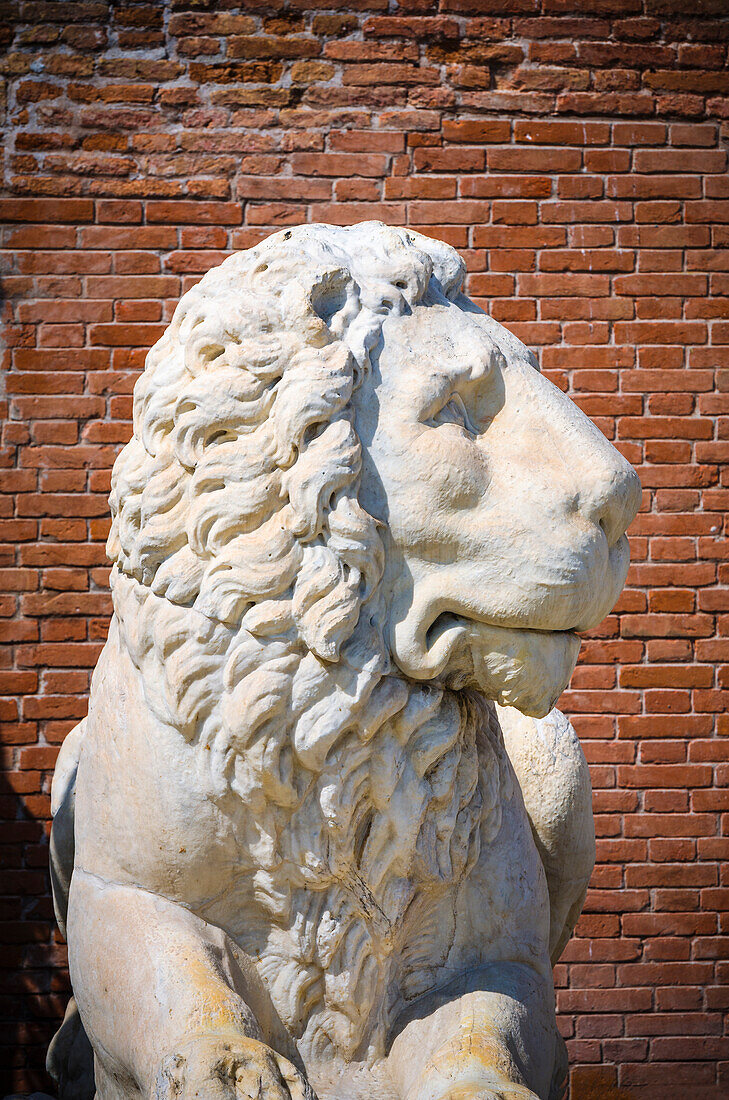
[430,393,477,435]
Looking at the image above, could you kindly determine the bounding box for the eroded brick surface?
[1,3,728,1096]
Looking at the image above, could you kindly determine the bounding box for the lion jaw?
[390,604,581,720]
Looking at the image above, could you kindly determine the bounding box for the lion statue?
[48,223,640,1100]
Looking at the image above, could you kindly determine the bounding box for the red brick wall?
[2,2,728,1096]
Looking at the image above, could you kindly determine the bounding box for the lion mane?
[105,224,508,1062]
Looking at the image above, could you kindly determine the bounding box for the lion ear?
[292,544,361,662]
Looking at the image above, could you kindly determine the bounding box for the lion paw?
[426,1090,538,1100]
[416,1080,539,1100]
[152,1035,315,1100]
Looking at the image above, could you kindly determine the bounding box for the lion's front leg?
[68,870,313,1100]
[388,963,563,1100]
[151,1035,314,1100]
[496,705,595,967]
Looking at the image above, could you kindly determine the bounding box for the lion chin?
[392,612,582,720]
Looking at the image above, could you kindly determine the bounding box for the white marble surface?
[49,223,640,1100]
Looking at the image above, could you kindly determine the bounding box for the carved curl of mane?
[105,224,506,1061]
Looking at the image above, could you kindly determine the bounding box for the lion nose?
[578,458,641,548]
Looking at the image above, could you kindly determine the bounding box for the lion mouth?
[425,611,578,650]
[397,611,582,719]
[390,532,633,719]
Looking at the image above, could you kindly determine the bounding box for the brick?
[145,201,242,225]
[290,153,388,178]
[414,147,484,173]
[408,200,490,225]
[342,64,440,87]
[329,131,405,154]
[0,199,94,222]
[541,201,633,224]
[487,147,582,173]
[514,120,610,145]
[363,16,460,37]
[325,43,420,66]
[634,149,727,174]
[462,175,552,200]
[619,765,714,789]
[519,273,610,297]
[442,120,511,144]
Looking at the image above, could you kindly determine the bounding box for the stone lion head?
[110,220,638,720]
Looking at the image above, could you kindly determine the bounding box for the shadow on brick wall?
[1,769,65,1098]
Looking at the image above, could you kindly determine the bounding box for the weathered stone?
[49,223,639,1100]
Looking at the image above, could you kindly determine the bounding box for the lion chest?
[230,712,506,1064]
[93,617,509,1062]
